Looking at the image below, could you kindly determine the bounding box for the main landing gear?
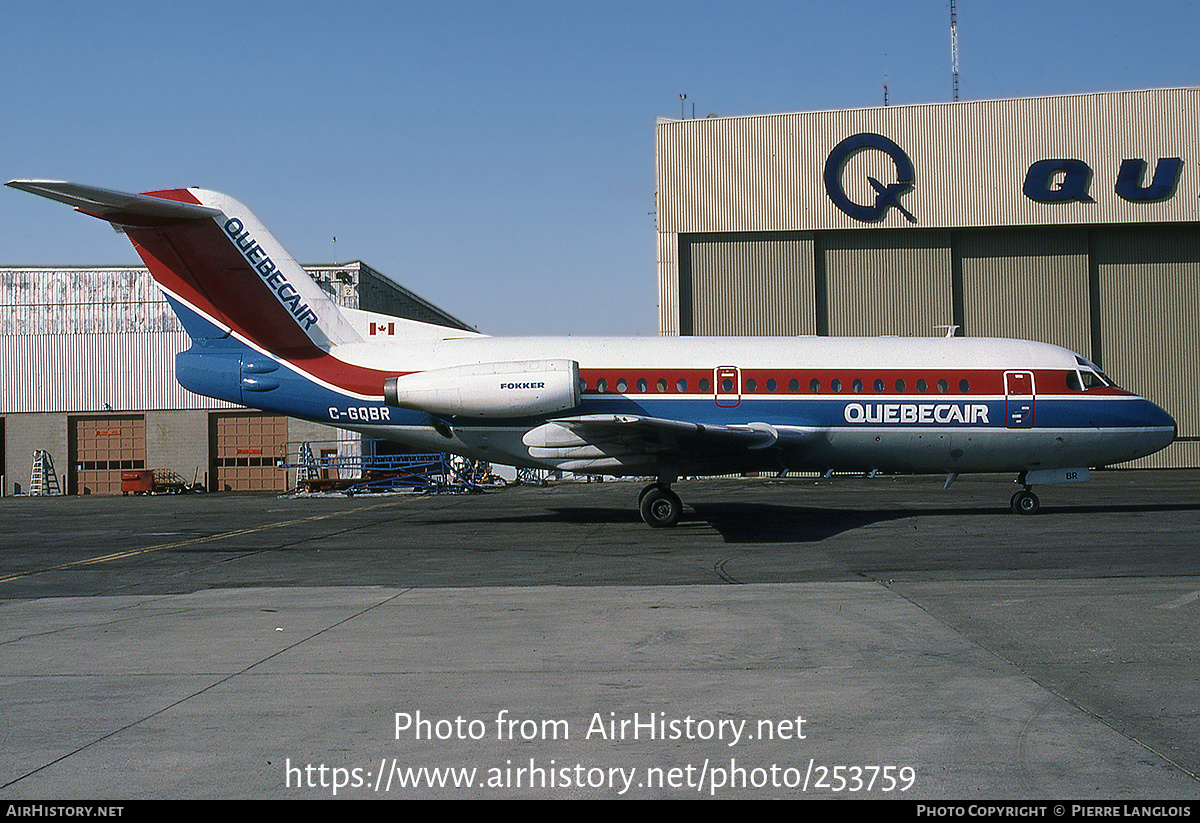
[639,482,683,528]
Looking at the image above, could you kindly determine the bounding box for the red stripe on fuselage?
[577,368,1135,397]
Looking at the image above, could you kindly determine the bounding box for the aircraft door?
[1004,371,1036,428]
[715,366,741,408]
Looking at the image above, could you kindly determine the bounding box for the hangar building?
[655,87,1199,468]
[0,262,473,495]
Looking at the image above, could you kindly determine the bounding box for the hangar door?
[680,233,817,336]
[210,412,288,492]
[1094,225,1200,469]
[823,231,953,336]
[69,415,146,495]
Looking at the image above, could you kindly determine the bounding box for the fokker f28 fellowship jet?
[8,180,1177,526]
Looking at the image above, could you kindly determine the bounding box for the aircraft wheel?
[640,487,682,528]
[1010,489,1040,515]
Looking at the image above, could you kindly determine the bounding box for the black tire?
[640,487,682,528]
[1010,489,1040,515]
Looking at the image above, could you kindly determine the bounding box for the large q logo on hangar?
[823,133,917,223]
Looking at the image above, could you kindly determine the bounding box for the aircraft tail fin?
[7,180,363,352]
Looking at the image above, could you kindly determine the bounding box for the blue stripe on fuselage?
[560,395,1169,433]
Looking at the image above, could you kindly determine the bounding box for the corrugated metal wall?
[658,232,680,336]
[959,228,1091,356]
[1,266,229,414]
[0,268,180,335]
[0,331,226,413]
[655,88,1200,234]
[824,231,952,336]
[1094,226,1200,468]
[685,234,815,336]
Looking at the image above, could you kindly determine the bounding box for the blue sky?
[3,1,1198,335]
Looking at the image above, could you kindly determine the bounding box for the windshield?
[1074,355,1117,390]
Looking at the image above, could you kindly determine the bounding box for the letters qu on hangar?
[823,132,1186,224]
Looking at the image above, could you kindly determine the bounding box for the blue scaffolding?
[289,439,480,495]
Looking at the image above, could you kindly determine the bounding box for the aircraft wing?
[534,413,822,460]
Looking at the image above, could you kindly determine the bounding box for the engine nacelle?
[383,359,581,418]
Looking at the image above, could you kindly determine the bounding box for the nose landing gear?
[1010,486,1040,515]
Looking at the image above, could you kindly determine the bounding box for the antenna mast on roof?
[950,0,960,101]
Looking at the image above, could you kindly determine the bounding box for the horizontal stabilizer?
[8,179,371,354]
[6,180,221,223]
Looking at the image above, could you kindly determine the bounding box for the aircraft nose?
[1153,400,1175,438]
[1138,397,1177,454]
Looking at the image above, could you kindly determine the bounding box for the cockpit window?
[1074,356,1115,390]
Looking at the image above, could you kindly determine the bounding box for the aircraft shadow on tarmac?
[424,503,928,542]
[696,500,1200,543]
[428,500,1200,545]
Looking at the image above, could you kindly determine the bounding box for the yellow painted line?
[0,497,413,583]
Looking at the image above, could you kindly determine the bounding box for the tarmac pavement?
[1,471,1198,798]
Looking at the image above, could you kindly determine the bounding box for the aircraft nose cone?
[1138,398,1177,456]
